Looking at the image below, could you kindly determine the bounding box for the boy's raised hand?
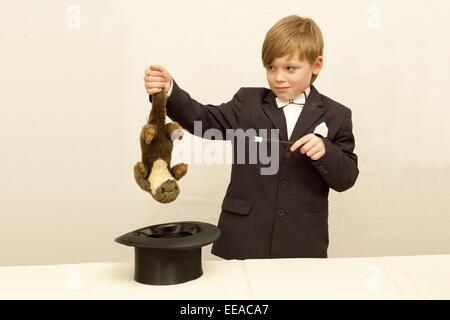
[144,65,172,95]
[290,133,326,161]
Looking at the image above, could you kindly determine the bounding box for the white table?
[243,254,450,299]
[1,255,449,299]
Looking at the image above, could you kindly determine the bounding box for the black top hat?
[115,221,220,285]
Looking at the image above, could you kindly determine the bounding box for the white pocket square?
[313,122,328,138]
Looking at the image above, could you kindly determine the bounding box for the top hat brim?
[115,221,220,250]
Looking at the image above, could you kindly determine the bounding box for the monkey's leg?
[165,122,184,141]
[134,162,151,192]
[141,124,158,144]
[170,163,188,181]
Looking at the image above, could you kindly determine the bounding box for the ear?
[312,56,323,75]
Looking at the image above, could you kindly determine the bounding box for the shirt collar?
[275,87,310,109]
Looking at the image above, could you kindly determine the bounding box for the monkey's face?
[152,179,180,203]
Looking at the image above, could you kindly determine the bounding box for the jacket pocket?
[221,195,253,216]
[305,209,328,214]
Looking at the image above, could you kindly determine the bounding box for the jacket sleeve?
[149,79,245,139]
[310,109,359,192]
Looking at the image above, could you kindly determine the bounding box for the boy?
[143,15,359,259]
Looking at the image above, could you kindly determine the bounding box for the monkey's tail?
[148,91,167,126]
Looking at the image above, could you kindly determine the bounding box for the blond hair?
[262,15,324,84]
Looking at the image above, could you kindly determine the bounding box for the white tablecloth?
[1,255,449,299]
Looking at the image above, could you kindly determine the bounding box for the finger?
[300,135,321,153]
[145,69,164,77]
[290,137,308,152]
[150,65,167,74]
[146,88,163,95]
[144,81,167,89]
[306,144,322,157]
[290,140,302,152]
[300,139,318,154]
[290,134,315,152]
[310,150,325,161]
[144,75,166,82]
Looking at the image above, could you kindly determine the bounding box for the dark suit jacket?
[149,80,359,259]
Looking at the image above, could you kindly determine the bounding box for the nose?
[161,180,178,193]
[274,70,286,82]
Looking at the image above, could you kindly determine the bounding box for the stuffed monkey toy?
[134,91,188,203]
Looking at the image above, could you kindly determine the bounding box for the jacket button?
[276,209,285,217]
[280,180,288,187]
[285,152,292,159]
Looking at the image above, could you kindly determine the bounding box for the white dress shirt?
[166,78,174,97]
[275,87,310,140]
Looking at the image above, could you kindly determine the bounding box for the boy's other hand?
[144,65,172,95]
[290,133,326,161]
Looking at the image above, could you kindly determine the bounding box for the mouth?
[275,87,290,90]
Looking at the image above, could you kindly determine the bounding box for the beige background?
[0,0,449,266]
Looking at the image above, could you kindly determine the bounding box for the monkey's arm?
[165,122,184,141]
[170,163,188,181]
[134,162,151,193]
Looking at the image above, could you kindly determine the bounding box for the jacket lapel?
[288,85,325,143]
[261,90,288,141]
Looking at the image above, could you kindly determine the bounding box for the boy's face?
[266,50,322,100]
